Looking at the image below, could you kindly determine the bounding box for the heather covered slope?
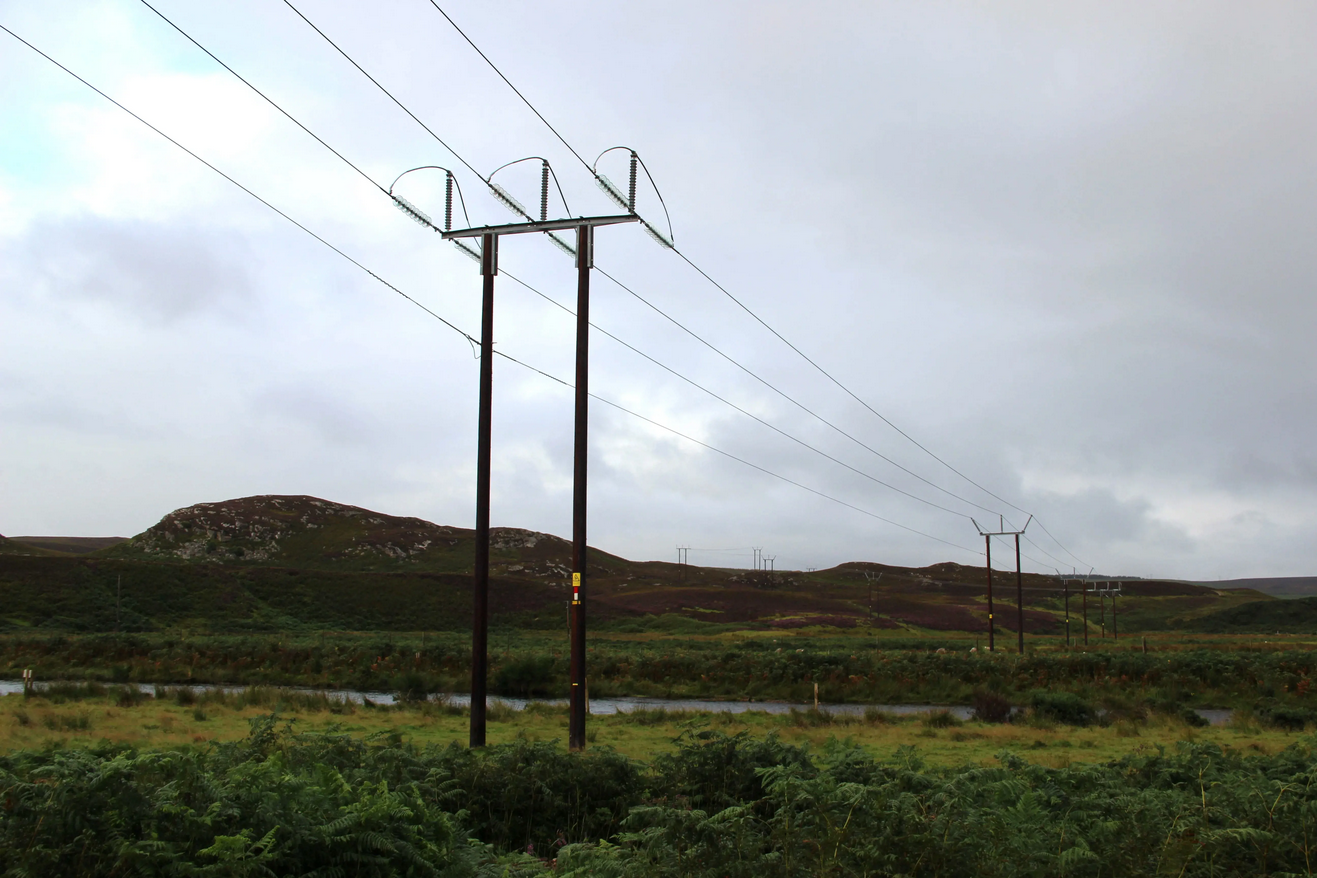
[0,495,1276,634]
[6,536,127,555]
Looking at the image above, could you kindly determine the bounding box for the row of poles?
[964,516,1127,652]
[674,546,776,570]
[446,193,1116,741]
[972,517,1125,654]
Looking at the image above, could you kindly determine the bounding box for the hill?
[1206,577,1317,599]
[8,536,127,555]
[0,495,1269,634]
[0,535,64,557]
[1184,595,1317,633]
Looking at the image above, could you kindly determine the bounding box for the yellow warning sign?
[572,572,581,586]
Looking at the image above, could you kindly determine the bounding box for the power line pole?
[441,211,637,751]
[864,571,883,625]
[569,223,592,753]
[1061,575,1070,648]
[766,556,775,572]
[469,232,495,749]
[1014,533,1024,655]
[972,517,1031,653]
[1111,582,1121,640]
[1082,576,1089,646]
[985,535,995,651]
[1098,584,1106,638]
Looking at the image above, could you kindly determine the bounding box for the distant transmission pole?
[1098,583,1107,638]
[865,571,883,624]
[1082,575,1089,646]
[972,517,1032,654]
[396,157,640,752]
[1111,582,1120,639]
[1057,571,1070,648]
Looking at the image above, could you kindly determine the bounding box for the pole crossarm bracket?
[442,214,638,239]
[971,515,1032,537]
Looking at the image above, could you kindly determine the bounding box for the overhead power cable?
[0,22,469,347]
[1,21,982,561]
[270,0,1008,522]
[278,0,483,181]
[137,0,385,194]
[421,0,1088,571]
[593,267,1001,517]
[494,351,980,556]
[124,2,1061,569]
[143,0,1004,524]
[132,0,1063,570]
[500,270,972,519]
[423,0,590,173]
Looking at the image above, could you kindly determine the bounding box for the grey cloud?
[16,216,253,322]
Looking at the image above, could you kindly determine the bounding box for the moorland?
[3,494,1317,876]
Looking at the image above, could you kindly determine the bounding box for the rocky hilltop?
[112,495,573,575]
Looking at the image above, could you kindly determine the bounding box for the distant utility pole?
[1082,576,1089,646]
[432,178,637,752]
[752,547,763,571]
[972,516,1032,654]
[1110,582,1121,639]
[1098,584,1107,638]
[676,546,690,565]
[1058,572,1070,648]
[766,556,776,572]
[864,571,883,623]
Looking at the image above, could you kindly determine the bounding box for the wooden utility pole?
[973,517,1031,654]
[440,210,637,751]
[568,223,592,752]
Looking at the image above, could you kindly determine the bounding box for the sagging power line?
[420,0,1089,573]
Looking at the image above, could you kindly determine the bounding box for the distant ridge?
[9,536,128,555]
[1203,577,1317,599]
[0,494,1273,633]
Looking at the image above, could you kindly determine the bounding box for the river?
[0,679,1234,725]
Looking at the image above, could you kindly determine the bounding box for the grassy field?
[1,684,1303,769]
[5,627,1317,710]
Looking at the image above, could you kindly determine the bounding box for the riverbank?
[0,683,1298,767]
[5,631,1317,710]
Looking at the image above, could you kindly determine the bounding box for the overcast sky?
[2,1,1315,579]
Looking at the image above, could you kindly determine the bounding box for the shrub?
[922,710,963,728]
[1027,690,1095,726]
[971,689,1012,723]
[1258,704,1317,731]
[491,655,558,697]
[391,670,433,704]
[652,730,813,811]
[863,706,895,724]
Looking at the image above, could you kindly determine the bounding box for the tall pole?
[569,224,591,752]
[1099,588,1106,638]
[1014,533,1024,655]
[470,232,497,748]
[985,535,995,652]
[1082,582,1089,646]
[1112,586,1118,640]
[1064,579,1070,647]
